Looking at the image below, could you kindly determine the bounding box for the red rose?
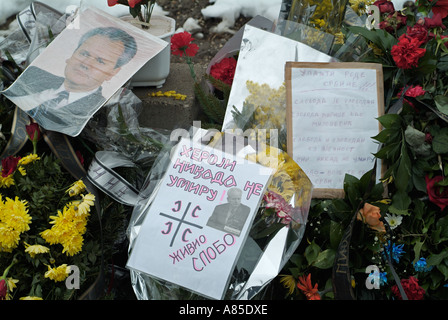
[430,0,448,18]
[391,34,426,69]
[425,175,448,210]
[171,31,199,57]
[0,279,6,300]
[424,13,446,29]
[25,123,41,142]
[1,155,20,178]
[373,0,395,14]
[210,57,237,86]
[391,276,425,300]
[76,150,84,167]
[406,24,429,44]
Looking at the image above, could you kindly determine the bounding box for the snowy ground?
[0,0,412,42]
[0,0,412,36]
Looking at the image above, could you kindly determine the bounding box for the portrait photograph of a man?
[2,7,167,136]
[206,187,251,237]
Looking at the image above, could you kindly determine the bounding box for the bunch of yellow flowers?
[0,196,32,252]
[41,181,95,256]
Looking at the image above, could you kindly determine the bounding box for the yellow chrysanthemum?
[0,175,14,188]
[17,166,26,176]
[76,193,95,216]
[66,180,86,197]
[18,154,40,166]
[61,234,84,256]
[24,243,50,258]
[40,229,58,245]
[0,223,21,252]
[7,278,18,293]
[44,264,70,282]
[20,296,43,300]
[1,197,31,233]
[41,201,89,256]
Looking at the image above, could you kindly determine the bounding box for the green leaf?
[435,95,448,115]
[313,249,336,269]
[427,251,448,266]
[330,220,343,249]
[432,127,448,154]
[376,113,402,129]
[304,241,320,265]
[394,142,411,192]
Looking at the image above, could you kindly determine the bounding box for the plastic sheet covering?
[81,87,172,175]
[127,129,313,300]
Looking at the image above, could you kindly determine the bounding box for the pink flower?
[263,191,294,224]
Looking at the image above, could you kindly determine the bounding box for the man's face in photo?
[228,192,242,210]
[64,34,125,92]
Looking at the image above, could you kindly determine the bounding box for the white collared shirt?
[12,84,98,111]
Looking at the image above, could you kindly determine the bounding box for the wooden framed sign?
[286,62,384,198]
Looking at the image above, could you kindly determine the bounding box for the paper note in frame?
[1,7,167,137]
[126,137,273,300]
[285,62,385,199]
[221,24,335,131]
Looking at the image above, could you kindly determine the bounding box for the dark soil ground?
[157,0,251,65]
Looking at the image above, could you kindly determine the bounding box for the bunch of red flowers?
[373,0,448,70]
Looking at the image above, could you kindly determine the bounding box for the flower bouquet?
[0,123,103,300]
[278,0,448,300]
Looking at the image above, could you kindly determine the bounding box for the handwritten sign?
[126,137,272,299]
[286,62,384,198]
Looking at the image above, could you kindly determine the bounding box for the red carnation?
[107,0,142,7]
[171,31,199,57]
[210,57,237,86]
[391,276,425,300]
[391,34,426,69]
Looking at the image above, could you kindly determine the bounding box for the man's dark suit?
[3,66,106,136]
[206,203,251,236]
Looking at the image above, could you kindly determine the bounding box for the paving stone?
[132,62,207,131]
